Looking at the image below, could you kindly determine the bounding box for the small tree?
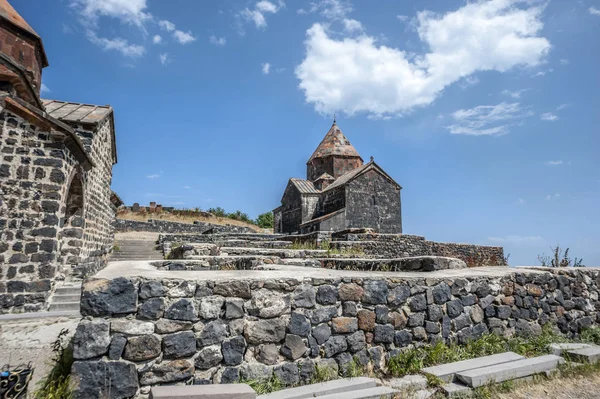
[537,245,584,267]
[256,212,274,229]
[207,207,226,217]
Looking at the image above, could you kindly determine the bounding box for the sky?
[15,0,600,266]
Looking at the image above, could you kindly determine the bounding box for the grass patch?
[34,329,74,399]
[311,364,338,384]
[244,375,283,395]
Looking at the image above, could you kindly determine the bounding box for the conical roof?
[0,0,48,66]
[308,122,362,162]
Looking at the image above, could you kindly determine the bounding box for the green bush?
[255,212,274,229]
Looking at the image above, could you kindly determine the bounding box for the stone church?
[273,121,402,234]
[0,0,119,313]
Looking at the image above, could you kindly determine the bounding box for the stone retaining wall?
[332,233,506,266]
[72,267,599,398]
[115,219,254,234]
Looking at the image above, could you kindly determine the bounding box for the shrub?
[538,245,584,267]
[255,212,274,229]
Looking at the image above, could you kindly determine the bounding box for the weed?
[34,329,74,399]
[311,364,338,383]
[580,327,600,345]
[244,375,283,395]
[538,244,585,267]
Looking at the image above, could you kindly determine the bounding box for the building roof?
[323,160,402,192]
[289,178,320,194]
[0,0,48,67]
[308,122,362,162]
[42,99,113,125]
[315,172,335,182]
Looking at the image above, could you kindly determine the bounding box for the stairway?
[48,282,82,313]
[111,239,163,261]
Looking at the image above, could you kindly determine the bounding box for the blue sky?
[17,0,600,266]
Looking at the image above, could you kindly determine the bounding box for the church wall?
[345,169,402,234]
[301,195,319,223]
[320,186,345,216]
[280,184,303,233]
[307,156,333,182]
[332,156,363,179]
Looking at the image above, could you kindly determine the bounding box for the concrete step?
[566,346,600,364]
[456,354,564,388]
[422,352,524,383]
[258,377,377,399]
[150,384,256,399]
[48,302,80,311]
[52,294,80,302]
[441,382,472,398]
[316,386,398,399]
[55,287,82,296]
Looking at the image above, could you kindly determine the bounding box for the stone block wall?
[72,268,600,398]
[114,219,253,234]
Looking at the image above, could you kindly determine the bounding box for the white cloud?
[296,0,551,118]
[501,89,528,99]
[447,102,531,136]
[147,173,161,179]
[488,235,543,243]
[41,83,50,93]
[590,7,600,16]
[262,62,271,74]
[159,53,170,65]
[545,160,566,166]
[545,193,560,200]
[532,68,553,77]
[556,103,570,111]
[62,24,74,34]
[559,58,569,65]
[343,18,362,33]
[173,30,196,44]
[239,1,284,31]
[460,76,480,89]
[69,0,151,27]
[276,67,286,73]
[309,0,352,20]
[152,35,162,44]
[396,15,409,22]
[540,112,558,121]
[297,8,307,15]
[209,35,227,46]
[159,20,176,32]
[87,31,145,57]
[516,198,526,205]
[183,186,191,189]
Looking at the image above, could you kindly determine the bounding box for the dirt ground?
[497,373,600,399]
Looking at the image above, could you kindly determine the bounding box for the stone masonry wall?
[114,219,253,234]
[72,268,599,398]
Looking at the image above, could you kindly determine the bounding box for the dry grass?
[117,210,264,232]
[496,372,600,399]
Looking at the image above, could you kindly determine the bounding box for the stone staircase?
[48,281,82,313]
[111,239,163,261]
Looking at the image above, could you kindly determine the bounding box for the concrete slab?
[549,343,592,356]
[421,352,524,382]
[442,382,472,398]
[385,375,428,390]
[149,384,256,399]
[257,377,377,399]
[314,386,399,399]
[456,355,564,388]
[566,346,600,364]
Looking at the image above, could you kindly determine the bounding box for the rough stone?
[357,309,376,331]
[225,298,245,319]
[197,320,229,347]
[139,359,194,385]
[373,324,394,343]
[163,331,196,359]
[332,317,358,334]
[324,335,347,357]
[222,335,247,366]
[409,294,428,312]
[248,289,291,318]
[256,343,279,365]
[317,285,338,305]
[73,318,111,360]
[213,280,251,298]
[362,280,388,304]
[293,284,316,308]
[138,297,165,320]
[312,323,331,345]
[195,345,223,369]
[199,296,225,320]
[139,281,167,299]
[244,317,287,344]
[155,319,193,334]
[288,312,311,337]
[346,330,366,352]
[274,363,299,386]
[280,334,307,360]
[447,300,464,319]
[164,298,197,321]
[81,278,137,317]
[111,319,154,335]
[108,334,127,360]
[123,334,161,361]
[308,306,338,325]
[339,283,364,301]
[342,301,358,316]
[72,361,138,399]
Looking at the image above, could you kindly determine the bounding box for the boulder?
[164,298,197,321]
[248,290,291,318]
[244,317,287,344]
[81,278,137,317]
[139,359,194,385]
[73,319,110,360]
[163,331,196,359]
[199,296,225,320]
[72,361,138,399]
[195,345,223,369]
[222,336,247,366]
[280,334,306,360]
[123,335,161,361]
[197,320,229,347]
[213,281,251,298]
[111,319,154,335]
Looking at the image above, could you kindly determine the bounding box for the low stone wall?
[332,233,506,266]
[72,267,599,398]
[115,219,254,234]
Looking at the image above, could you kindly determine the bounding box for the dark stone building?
[274,122,402,234]
[0,0,118,313]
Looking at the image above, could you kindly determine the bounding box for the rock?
[453,314,471,331]
[197,320,229,347]
[408,312,425,327]
[497,305,512,320]
[432,283,451,304]
[293,284,316,308]
[111,319,154,335]
[332,317,358,334]
[195,284,213,298]
[81,278,137,317]
[470,305,484,323]
[139,359,194,385]
[225,298,245,319]
[288,312,311,337]
[413,327,427,341]
[427,304,443,322]
[375,305,389,324]
[308,336,319,357]
[346,330,366,352]
[388,285,411,307]
[317,285,338,305]
[73,319,110,360]
[248,290,291,318]
[342,301,358,316]
[409,294,427,312]
[240,363,273,381]
[362,280,388,304]
[220,367,240,384]
[195,345,223,369]
[281,334,307,360]
[256,343,280,365]
[72,361,138,399]
[213,281,251,298]
[155,319,193,334]
[229,319,245,337]
[307,306,338,325]
[339,283,364,301]
[373,324,394,343]
[274,363,299,386]
[163,331,196,359]
[461,294,477,306]
[369,346,386,371]
[479,295,495,309]
[336,352,354,377]
[446,300,464,318]
[316,358,339,377]
[389,311,407,329]
[324,336,347,357]
[108,334,127,360]
[312,323,331,345]
[164,298,197,321]
[244,317,287,344]
[199,296,225,320]
[425,321,440,334]
[123,335,161,361]
[357,309,376,331]
[139,281,166,299]
[395,330,413,347]
[138,297,165,320]
[168,281,196,297]
[222,336,247,366]
[527,284,543,297]
[298,358,315,383]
